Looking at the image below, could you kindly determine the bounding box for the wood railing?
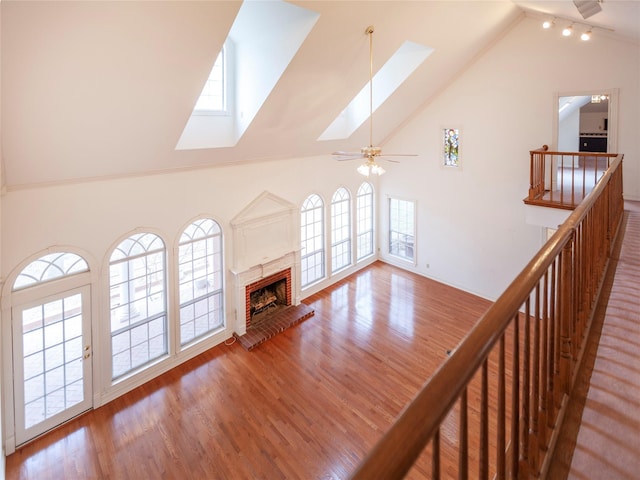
[351,153,624,479]
[525,145,619,209]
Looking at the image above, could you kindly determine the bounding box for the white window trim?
[193,41,234,117]
[387,196,417,265]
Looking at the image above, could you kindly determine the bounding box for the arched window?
[13,252,88,290]
[109,233,167,379]
[178,219,224,346]
[356,182,374,260]
[300,194,325,288]
[331,187,351,273]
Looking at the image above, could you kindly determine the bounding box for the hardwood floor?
[5,262,493,480]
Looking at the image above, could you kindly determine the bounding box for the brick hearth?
[233,303,314,350]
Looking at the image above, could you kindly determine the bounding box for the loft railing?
[351,153,624,479]
[525,145,619,209]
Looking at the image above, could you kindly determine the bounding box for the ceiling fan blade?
[382,158,401,163]
[332,150,362,156]
[332,151,364,161]
[379,153,418,157]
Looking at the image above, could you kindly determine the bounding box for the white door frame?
[12,284,93,446]
[2,258,96,454]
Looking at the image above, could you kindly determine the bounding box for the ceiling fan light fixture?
[357,158,385,176]
[371,163,386,176]
[357,163,371,176]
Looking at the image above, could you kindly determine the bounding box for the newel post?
[558,234,575,398]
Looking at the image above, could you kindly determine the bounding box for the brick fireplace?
[245,268,292,329]
[230,192,303,337]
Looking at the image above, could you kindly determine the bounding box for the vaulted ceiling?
[2,1,638,188]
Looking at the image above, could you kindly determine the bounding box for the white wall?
[580,111,608,134]
[559,107,580,152]
[380,15,640,300]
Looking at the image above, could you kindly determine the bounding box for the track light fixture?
[540,14,614,41]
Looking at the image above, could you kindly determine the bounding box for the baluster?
[572,227,580,362]
[530,285,541,473]
[480,360,489,480]
[559,236,574,397]
[548,259,558,422]
[582,154,587,200]
[521,300,530,476]
[459,389,468,480]
[571,153,576,205]
[432,428,440,480]
[511,313,520,478]
[539,272,549,447]
[497,336,506,480]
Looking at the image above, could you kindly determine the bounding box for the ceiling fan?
[332,25,417,176]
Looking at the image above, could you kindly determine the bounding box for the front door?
[12,285,92,445]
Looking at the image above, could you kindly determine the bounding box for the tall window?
[178,219,224,346]
[389,198,415,261]
[356,182,374,260]
[194,46,227,114]
[301,194,325,288]
[109,233,167,380]
[331,187,351,273]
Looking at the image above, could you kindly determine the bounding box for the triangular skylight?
[176,0,319,150]
[318,41,433,141]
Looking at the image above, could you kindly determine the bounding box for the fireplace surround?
[230,192,302,336]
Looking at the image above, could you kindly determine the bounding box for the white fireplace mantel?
[230,191,298,272]
[229,191,301,335]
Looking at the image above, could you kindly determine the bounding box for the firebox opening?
[249,278,289,327]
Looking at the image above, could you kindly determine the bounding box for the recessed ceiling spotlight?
[562,24,574,36]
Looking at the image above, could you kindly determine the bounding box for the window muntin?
[356,182,374,260]
[301,194,325,288]
[21,293,85,429]
[13,253,89,291]
[178,219,224,346]
[194,47,227,114]
[389,198,415,261]
[109,233,167,380]
[331,187,351,273]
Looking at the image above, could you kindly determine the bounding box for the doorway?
[5,252,93,449]
[555,88,618,153]
[12,286,93,446]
